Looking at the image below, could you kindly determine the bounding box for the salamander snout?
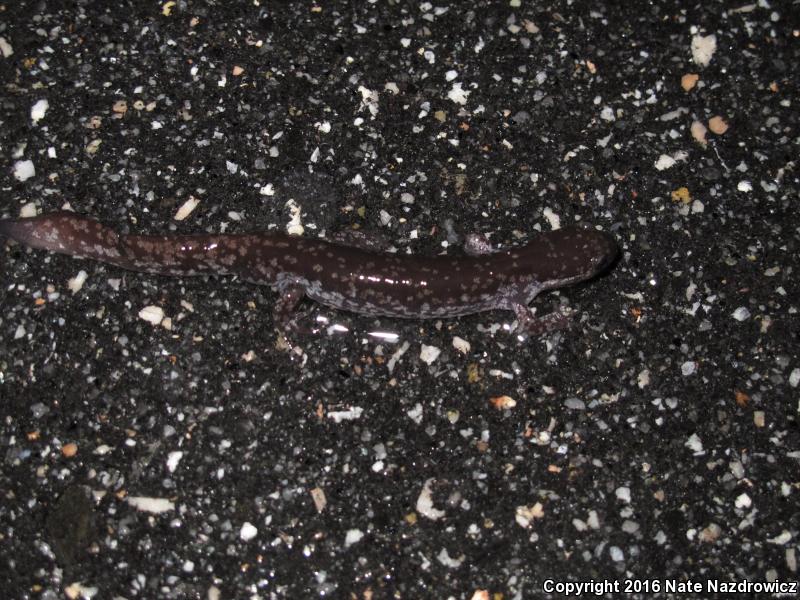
[589,230,620,275]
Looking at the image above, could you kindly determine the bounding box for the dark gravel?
[1,1,798,598]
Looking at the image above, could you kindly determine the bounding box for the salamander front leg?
[463,233,495,256]
[272,283,307,332]
[511,303,572,336]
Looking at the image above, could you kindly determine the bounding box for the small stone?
[31,99,49,123]
[564,397,586,410]
[681,73,699,91]
[671,187,691,204]
[489,395,516,410]
[708,116,729,135]
[515,502,545,528]
[691,120,708,145]
[13,160,35,181]
[685,433,704,454]
[691,34,717,67]
[240,522,258,541]
[698,522,721,542]
[67,270,89,295]
[419,344,441,365]
[174,196,200,221]
[85,139,102,155]
[310,487,327,513]
[447,82,469,105]
[344,529,364,547]
[732,307,751,321]
[138,305,165,325]
[62,443,78,458]
[655,154,677,171]
[452,336,470,354]
[0,36,13,57]
[789,368,800,388]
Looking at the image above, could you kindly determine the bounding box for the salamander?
[0,211,618,335]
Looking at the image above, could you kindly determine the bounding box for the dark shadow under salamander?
[0,211,619,335]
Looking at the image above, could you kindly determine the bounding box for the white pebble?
[166,451,183,473]
[447,82,470,105]
[0,38,14,58]
[691,33,717,67]
[637,369,651,388]
[452,336,471,354]
[127,496,175,513]
[514,503,544,528]
[681,361,697,376]
[173,196,200,221]
[654,154,676,171]
[767,530,792,545]
[789,368,800,388]
[31,99,49,124]
[737,180,753,192]
[13,159,35,182]
[67,270,88,295]
[732,307,751,321]
[0,36,13,57]
[542,207,561,230]
[20,202,37,218]
[654,152,687,171]
[685,433,704,454]
[564,398,586,410]
[240,521,258,541]
[420,344,441,365]
[344,529,364,547]
[138,305,165,325]
[327,407,364,423]
[416,478,446,520]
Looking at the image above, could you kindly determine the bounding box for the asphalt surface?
[1,1,798,598]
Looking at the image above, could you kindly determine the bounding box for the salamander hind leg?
[511,303,573,336]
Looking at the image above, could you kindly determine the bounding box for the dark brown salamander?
[0,211,618,334]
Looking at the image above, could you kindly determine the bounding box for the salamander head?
[517,226,619,289]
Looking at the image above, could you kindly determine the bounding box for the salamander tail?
[0,211,123,261]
